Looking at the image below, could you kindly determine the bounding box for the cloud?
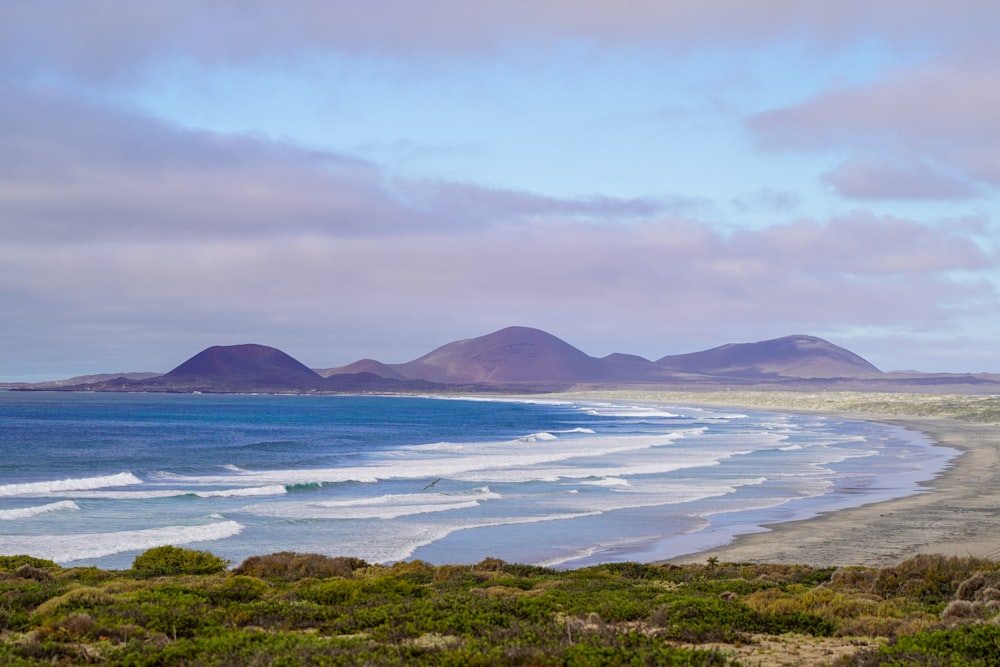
[4,2,999,84]
[822,157,979,200]
[0,86,662,245]
[3,207,993,375]
[731,187,801,213]
[2,81,997,378]
[748,58,1000,198]
[3,3,1000,377]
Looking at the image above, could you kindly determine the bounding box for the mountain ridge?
[17,326,1000,394]
[655,334,882,379]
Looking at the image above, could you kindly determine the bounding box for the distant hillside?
[17,372,161,388]
[51,345,448,394]
[24,326,1000,395]
[317,359,406,380]
[656,335,882,379]
[390,326,609,384]
[153,344,327,391]
[322,371,445,392]
[325,329,884,385]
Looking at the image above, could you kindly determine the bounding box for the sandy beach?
[557,391,1000,568]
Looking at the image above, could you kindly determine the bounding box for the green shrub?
[649,595,835,642]
[0,555,59,572]
[856,624,1000,666]
[211,575,269,603]
[131,546,229,578]
[598,561,665,580]
[869,554,999,605]
[32,586,113,620]
[300,579,364,605]
[388,559,435,584]
[234,552,368,580]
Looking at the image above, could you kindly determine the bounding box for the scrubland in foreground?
[4,548,1000,666]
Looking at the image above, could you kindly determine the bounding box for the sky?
[3,1,1000,381]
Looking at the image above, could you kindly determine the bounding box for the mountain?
[11,372,161,388]
[57,345,448,394]
[316,359,406,380]
[28,327,999,395]
[598,352,665,381]
[655,335,882,379]
[153,343,328,390]
[390,326,609,384]
[322,371,444,392]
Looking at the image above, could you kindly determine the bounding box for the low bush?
[32,586,113,620]
[210,575,269,603]
[869,554,999,605]
[0,555,59,572]
[2,554,1000,665]
[849,623,1000,666]
[233,551,368,580]
[131,546,229,578]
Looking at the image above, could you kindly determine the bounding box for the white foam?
[535,534,660,568]
[250,499,484,520]
[67,489,197,500]
[243,487,501,521]
[579,477,631,487]
[378,510,607,563]
[518,432,559,442]
[50,485,288,500]
[0,500,80,520]
[0,520,243,563]
[158,433,693,488]
[582,404,682,419]
[195,485,288,498]
[0,472,142,497]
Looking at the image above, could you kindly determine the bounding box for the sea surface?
[0,391,956,570]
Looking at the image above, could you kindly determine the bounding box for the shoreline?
[553,390,1000,568]
[670,414,1000,567]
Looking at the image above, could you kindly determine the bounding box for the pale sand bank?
[555,390,1000,567]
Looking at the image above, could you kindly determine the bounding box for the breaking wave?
[0,472,142,497]
[0,500,80,520]
[0,520,243,563]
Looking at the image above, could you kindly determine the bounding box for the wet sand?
[556,391,1000,567]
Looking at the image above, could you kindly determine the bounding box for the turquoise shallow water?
[0,391,956,569]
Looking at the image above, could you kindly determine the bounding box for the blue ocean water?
[0,391,956,570]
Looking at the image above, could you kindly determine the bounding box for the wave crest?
[0,500,80,520]
[0,472,142,497]
[0,520,243,563]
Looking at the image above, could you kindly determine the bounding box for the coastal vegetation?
[2,550,1000,665]
[562,390,1000,423]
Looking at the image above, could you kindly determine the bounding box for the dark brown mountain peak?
[656,334,882,379]
[394,325,607,384]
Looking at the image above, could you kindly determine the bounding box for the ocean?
[0,391,955,570]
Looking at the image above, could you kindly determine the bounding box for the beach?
[557,391,1000,568]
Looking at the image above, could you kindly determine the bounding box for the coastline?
[553,390,1000,568]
